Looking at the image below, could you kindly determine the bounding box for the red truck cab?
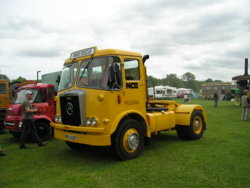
[4,83,55,140]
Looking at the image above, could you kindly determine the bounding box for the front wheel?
[11,132,21,139]
[112,119,144,160]
[35,121,51,141]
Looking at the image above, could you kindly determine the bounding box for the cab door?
[122,57,147,113]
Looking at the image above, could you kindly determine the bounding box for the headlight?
[86,117,98,126]
[55,115,61,123]
[19,121,23,128]
[91,117,98,126]
[86,118,91,126]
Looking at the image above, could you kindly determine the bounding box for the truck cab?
[4,83,56,140]
[51,47,207,160]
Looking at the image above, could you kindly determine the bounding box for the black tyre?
[176,110,205,140]
[11,132,21,139]
[112,119,144,160]
[35,121,51,141]
[66,141,86,150]
[188,110,205,139]
[176,125,189,140]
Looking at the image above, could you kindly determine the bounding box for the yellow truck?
[51,47,207,160]
[0,80,10,132]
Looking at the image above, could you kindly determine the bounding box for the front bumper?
[4,120,22,131]
[51,122,111,146]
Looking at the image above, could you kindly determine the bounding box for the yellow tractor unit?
[51,47,207,160]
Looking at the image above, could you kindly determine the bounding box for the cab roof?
[19,83,54,90]
[64,47,142,64]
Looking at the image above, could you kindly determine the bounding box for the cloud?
[0,0,249,82]
[17,48,62,58]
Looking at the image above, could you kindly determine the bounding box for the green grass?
[1,100,250,188]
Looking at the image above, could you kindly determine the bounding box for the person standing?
[184,94,189,103]
[241,90,249,121]
[20,90,47,149]
[213,92,219,107]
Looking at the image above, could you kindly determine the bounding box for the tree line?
[0,75,27,83]
[147,72,223,92]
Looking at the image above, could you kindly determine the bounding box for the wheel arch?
[111,110,148,138]
[34,118,51,126]
[34,115,53,123]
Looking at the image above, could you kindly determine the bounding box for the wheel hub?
[127,132,139,150]
[195,120,200,129]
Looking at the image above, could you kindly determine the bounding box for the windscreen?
[58,63,78,91]
[77,56,122,90]
[15,89,38,104]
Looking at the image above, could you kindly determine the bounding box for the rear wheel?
[112,119,144,160]
[176,110,205,140]
[176,126,189,139]
[188,110,205,139]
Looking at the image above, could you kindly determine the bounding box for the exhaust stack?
[244,58,248,76]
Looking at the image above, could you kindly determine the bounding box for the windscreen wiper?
[78,56,94,79]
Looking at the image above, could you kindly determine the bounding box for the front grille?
[4,122,15,126]
[60,90,86,126]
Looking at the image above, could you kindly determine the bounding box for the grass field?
[1,100,250,188]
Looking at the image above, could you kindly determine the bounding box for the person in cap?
[20,90,47,149]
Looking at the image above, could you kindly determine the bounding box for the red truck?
[4,83,56,140]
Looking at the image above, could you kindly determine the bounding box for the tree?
[182,72,199,92]
[12,76,27,83]
[0,74,10,81]
[164,74,184,88]
[205,78,213,83]
[147,76,162,88]
[182,72,196,81]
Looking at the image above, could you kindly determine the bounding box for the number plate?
[65,134,77,141]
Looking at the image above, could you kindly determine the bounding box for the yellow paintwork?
[54,127,110,146]
[51,47,207,146]
[175,104,207,125]
[0,80,10,109]
[146,111,176,133]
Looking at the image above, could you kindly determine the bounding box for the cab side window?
[0,83,6,94]
[124,59,140,80]
[35,88,47,103]
[48,87,54,100]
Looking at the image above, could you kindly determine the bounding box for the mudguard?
[175,104,207,126]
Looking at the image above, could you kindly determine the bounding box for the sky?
[0,0,249,82]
